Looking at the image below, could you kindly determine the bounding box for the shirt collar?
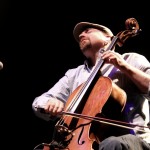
[84,60,93,72]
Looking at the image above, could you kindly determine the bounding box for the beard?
[79,40,91,53]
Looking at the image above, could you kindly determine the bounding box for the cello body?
[43,76,127,150]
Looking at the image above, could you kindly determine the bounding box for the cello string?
[56,83,86,126]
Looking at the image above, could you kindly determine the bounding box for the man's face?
[78,28,109,58]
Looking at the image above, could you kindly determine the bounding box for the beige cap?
[73,22,114,42]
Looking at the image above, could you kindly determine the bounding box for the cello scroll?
[116,18,142,47]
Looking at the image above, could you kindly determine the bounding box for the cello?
[39,18,141,150]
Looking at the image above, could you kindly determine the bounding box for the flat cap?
[73,22,113,42]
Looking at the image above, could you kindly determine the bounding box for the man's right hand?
[44,97,65,116]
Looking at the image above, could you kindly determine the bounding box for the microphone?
[0,61,3,70]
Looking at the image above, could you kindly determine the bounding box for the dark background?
[0,1,149,150]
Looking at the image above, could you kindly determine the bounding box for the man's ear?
[105,36,112,41]
[103,36,111,46]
